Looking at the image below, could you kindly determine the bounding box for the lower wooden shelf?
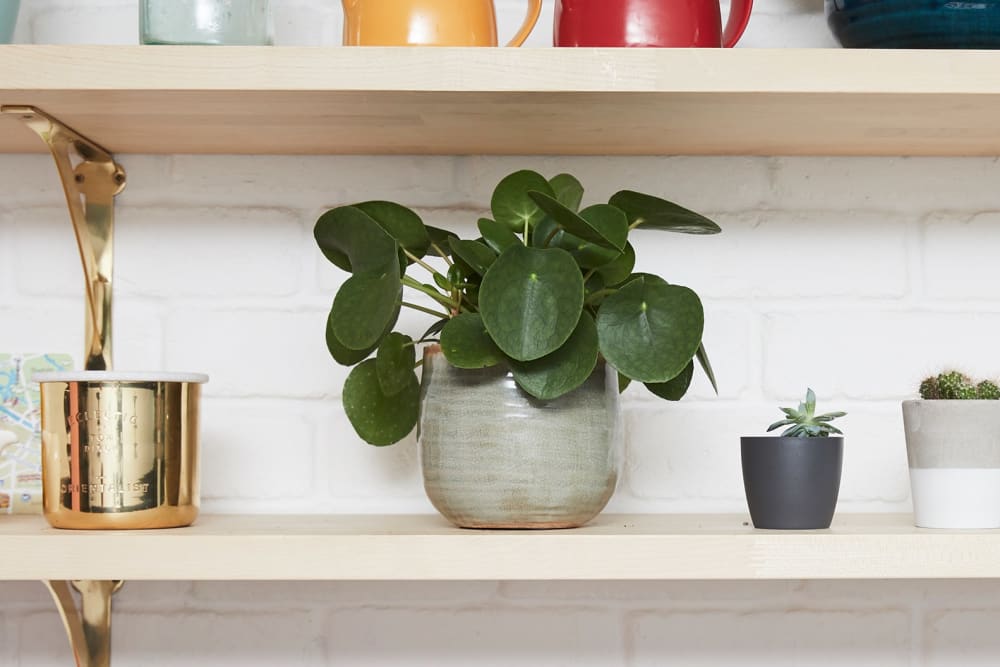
[1,513,997,581]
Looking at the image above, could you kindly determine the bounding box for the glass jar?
[140,0,273,46]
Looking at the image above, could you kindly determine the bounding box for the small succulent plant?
[919,371,1000,400]
[767,389,846,438]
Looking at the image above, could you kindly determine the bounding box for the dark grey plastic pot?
[740,436,844,530]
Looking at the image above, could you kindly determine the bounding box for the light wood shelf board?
[2,513,1000,581]
[1,47,1000,155]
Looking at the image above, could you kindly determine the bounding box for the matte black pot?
[741,436,844,530]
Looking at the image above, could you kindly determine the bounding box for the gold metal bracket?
[44,580,124,667]
[1,106,125,371]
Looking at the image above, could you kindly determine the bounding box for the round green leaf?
[376,332,416,396]
[478,218,521,254]
[696,343,719,395]
[331,261,402,350]
[532,217,621,269]
[354,201,430,258]
[595,242,636,286]
[597,275,704,383]
[491,170,554,232]
[549,173,584,212]
[314,206,399,273]
[479,245,585,362]
[343,359,419,446]
[420,318,449,342]
[426,226,458,258]
[618,372,632,393]
[609,191,722,234]
[440,313,504,369]
[511,312,599,400]
[449,238,497,276]
[529,192,625,251]
[645,360,694,401]
[326,309,378,365]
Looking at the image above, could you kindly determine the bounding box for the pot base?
[453,520,590,530]
[910,468,1000,529]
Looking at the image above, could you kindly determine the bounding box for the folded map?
[0,353,73,515]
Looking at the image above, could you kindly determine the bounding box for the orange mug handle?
[722,0,753,47]
[505,0,543,47]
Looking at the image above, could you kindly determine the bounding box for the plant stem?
[585,288,617,305]
[402,275,460,309]
[403,249,447,281]
[414,359,425,369]
[629,220,644,231]
[430,242,454,266]
[401,301,450,319]
[541,227,560,248]
[524,217,530,245]
[582,267,598,283]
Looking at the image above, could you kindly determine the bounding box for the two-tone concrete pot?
[418,348,622,529]
[902,400,1000,528]
[741,436,844,529]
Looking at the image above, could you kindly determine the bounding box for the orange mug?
[342,0,543,46]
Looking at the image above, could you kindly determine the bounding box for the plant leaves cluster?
[315,170,722,446]
[767,388,847,438]
[920,371,1000,400]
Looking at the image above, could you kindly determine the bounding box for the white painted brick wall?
[3,0,1000,665]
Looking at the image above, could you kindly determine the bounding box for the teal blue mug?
[0,0,20,43]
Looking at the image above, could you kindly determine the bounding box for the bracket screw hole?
[114,173,125,185]
[74,174,85,184]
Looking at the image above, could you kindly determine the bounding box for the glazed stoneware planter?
[902,400,1000,529]
[741,436,843,530]
[418,348,622,529]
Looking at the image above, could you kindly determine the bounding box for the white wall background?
[2,0,999,664]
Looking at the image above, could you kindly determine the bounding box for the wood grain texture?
[2,46,1000,155]
[3,514,1000,581]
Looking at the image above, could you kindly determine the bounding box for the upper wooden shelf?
[2,46,1000,156]
[3,513,1000,581]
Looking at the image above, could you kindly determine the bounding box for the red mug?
[554,0,753,47]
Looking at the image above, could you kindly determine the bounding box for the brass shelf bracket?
[44,580,124,667]
[1,105,125,371]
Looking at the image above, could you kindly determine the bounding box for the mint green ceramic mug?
[0,0,20,43]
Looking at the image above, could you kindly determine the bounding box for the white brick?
[923,212,1000,300]
[169,156,459,209]
[115,207,306,298]
[631,211,908,299]
[111,612,328,666]
[319,403,426,503]
[0,303,82,358]
[630,609,911,667]
[500,580,800,604]
[31,3,138,45]
[737,12,839,48]
[16,612,73,666]
[764,311,1000,400]
[0,614,13,666]
[925,610,1000,667]
[9,207,83,298]
[200,398,316,501]
[624,403,755,510]
[326,608,622,667]
[771,157,1000,212]
[163,308,338,398]
[0,582,50,609]
[192,580,498,606]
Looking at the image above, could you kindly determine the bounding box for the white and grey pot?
[902,400,1000,529]
[418,347,622,529]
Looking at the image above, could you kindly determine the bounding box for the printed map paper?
[0,353,73,514]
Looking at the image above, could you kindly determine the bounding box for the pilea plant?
[767,389,846,438]
[920,371,1000,400]
[315,170,721,445]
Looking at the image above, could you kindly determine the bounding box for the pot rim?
[33,370,209,384]
[741,435,844,444]
[903,399,1000,404]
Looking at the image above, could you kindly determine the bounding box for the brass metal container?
[35,371,208,530]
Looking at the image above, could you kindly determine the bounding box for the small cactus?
[919,372,1000,400]
[978,380,1000,400]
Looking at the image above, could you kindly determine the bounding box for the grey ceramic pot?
[418,348,622,529]
[741,436,844,530]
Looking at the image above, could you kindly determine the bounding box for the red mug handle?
[722,0,753,47]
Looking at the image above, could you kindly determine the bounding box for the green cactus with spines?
[978,380,1000,400]
[919,372,1000,400]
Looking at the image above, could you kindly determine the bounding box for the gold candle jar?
[35,371,208,530]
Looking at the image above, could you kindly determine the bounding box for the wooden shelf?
[3,513,1000,581]
[2,46,1000,156]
